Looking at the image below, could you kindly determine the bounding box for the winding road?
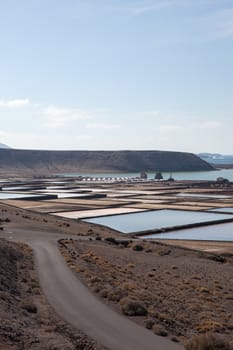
[0,228,184,350]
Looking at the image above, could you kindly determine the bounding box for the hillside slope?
[0,237,105,349]
[0,149,213,175]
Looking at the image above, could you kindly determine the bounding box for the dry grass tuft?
[186,333,233,350]
[152,324,168,337]
[144,318,154,329]
[120,297,147,316]
[196,320,225,333]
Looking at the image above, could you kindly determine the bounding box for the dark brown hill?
[0,149,213,175]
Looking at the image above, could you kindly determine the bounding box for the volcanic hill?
[0,149,213,175]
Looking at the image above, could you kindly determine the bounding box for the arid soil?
[0,201,111,239]
[0,201,233,348]
[0,238,108,350]
[0,206,108,350]
[160,240,233,255]
[59,238,233,347]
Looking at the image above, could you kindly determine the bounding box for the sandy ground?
[160,239,233,254]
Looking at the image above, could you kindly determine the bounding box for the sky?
[0,0,233,153]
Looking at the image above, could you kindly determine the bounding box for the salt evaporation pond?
[83,209,233,234]
[177,193,231,199]
[208,207,233,213]
[142,222,233,241]
[0,192,43,200]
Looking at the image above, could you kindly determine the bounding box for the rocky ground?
[59,237,233,347]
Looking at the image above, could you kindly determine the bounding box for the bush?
[207,255,226,263]
[120,298,147,316]
[105,237,132,247]
[186,333,232,350]
[144,318,154,329]
[105,237,118,245]
[107,288,126,302]
[152,324,168,337]
[118,240,132,248]
[132,244,144,252]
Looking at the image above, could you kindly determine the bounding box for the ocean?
[59,168,233,181]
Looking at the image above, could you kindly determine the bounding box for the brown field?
[59,238,233,345]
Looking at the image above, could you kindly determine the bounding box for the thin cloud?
[87,123,120,130]
[0,98,30,108]
[44,105,91,128]
[130,0,176,15]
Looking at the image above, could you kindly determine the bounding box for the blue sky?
[0,0,232,153]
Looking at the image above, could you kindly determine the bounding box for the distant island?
[0,143,10,149]
[198,153,233,166]
[0,149,213,175]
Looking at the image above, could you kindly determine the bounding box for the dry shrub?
[122,281,137,291]
[144,318,154,329]
[157,249,171,256]
[107,288,126,302]
[157,312,173,325]
[152,324,168,337]
[207,255,226,263]
[197,287,210,294]
[99,288,109,298]
[105,237,119,245]
[89,276,101,284]
[120,297,147,316]
[197,320,225,333]
[132,244,144,252]
[127,263,135,268]
[186,333,232,350]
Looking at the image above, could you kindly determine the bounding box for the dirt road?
[0,228,183,350]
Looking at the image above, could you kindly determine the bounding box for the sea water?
[58,169,233,181]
